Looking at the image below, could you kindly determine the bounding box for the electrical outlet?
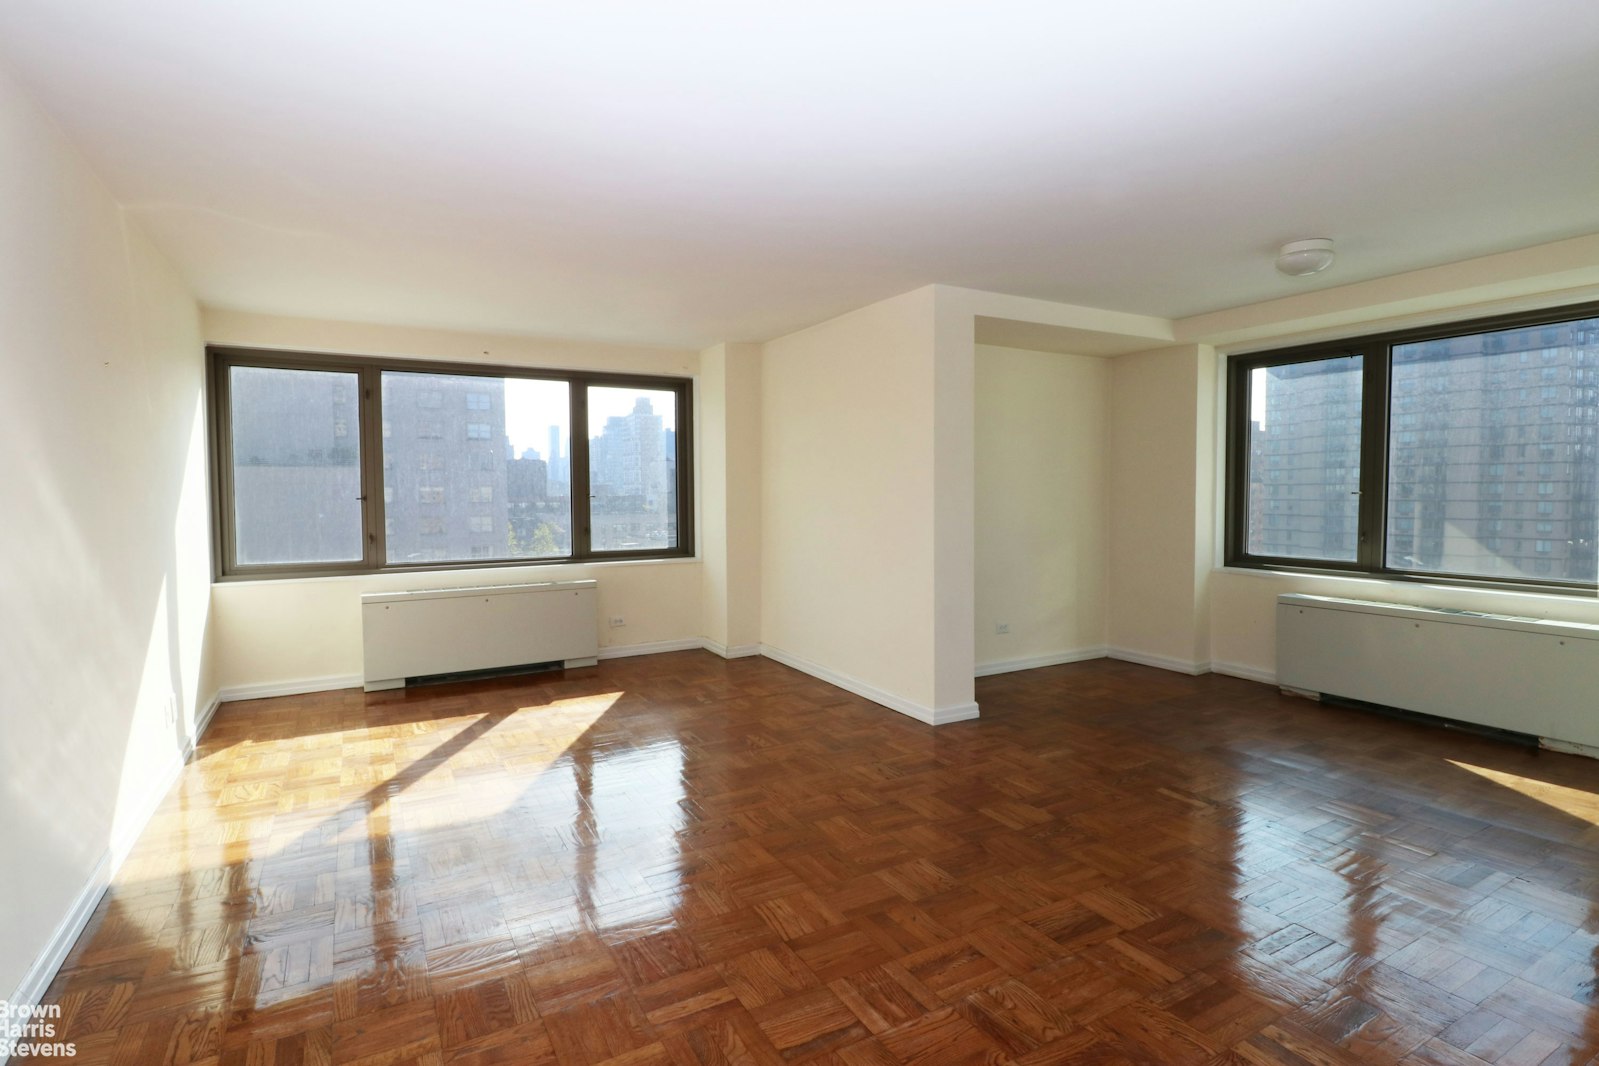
[609,616,626,628]
[995,622,1010,634]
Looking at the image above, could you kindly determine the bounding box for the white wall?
[761,287,960,719]
[0,64,211,1003]
[930,290,978,716]
[698,342,762,655]
[974,344,1108,669]
[1106,345,1216,669]
[203,310,707,692]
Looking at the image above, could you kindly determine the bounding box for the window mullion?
[1357,347,1389,572]
[1224,358,1250,564]
[571,382,592,557]
[211,354,238,577]
[676,381,693,556]
[362,364,386,569]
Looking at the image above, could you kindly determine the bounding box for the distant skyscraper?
[545,424,569,490]
[588,396,673,550]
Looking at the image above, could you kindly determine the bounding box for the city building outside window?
[1226,302,1599,591]
[209,348,693,577]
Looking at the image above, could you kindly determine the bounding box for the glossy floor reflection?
[39,654,1599,1065]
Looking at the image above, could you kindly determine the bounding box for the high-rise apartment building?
[380,372,511,563]
[1249,320,1599,582]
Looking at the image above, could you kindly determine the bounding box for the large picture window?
[1226,303,1599,591]
[210,348,693,578]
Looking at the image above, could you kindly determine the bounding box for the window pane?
[229,366,363,565]
[1387,317,1599,582]
[1245,356,1363,561]
[588,385,678,552]
[381,372,571,564]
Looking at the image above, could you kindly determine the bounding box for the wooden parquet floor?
[34,654,1599,1065]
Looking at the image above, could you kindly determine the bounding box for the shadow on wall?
[0,368,214,1004]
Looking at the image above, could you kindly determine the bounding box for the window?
[210,348,694,577]
[1227,302,1599,590]
[588,385,680,553]
[222,365,363,567]
[1238,356,1363,561]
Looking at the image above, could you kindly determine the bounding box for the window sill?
[1212,565,1599,605]
[215,554,702,588]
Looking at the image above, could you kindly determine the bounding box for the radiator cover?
[361,580,599,691]
[1277,593,1599,751]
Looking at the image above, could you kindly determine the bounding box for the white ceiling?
[3,1,1597,348]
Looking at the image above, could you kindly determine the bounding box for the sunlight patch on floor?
[1448,759,1599,824]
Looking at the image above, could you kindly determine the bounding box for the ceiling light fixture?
[1275,238,1336,277]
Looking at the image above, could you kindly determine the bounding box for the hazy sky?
[504,380,675,460]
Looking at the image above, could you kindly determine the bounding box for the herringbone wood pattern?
[35,654,1599,1064]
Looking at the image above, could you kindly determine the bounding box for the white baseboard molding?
[597,638,706,660]
[109,750,185,870]
[185,691,221,760]
[1540,736,1599,760]
[5,850,111,1039]
[974,647,1109,677]
[930,701,981,725]
[1210,660,1277,685]
[213,639,743,702]
[6,689,226,1058]
[187,692,223,757]
[702,639,762,659]
[1105,647,1212,675]
[759,644,979,726]
[217,674,363,703]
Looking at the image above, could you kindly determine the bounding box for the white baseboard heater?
[1277,593,1599,753]
[361,580,599,692]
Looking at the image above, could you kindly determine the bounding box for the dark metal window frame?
[1225,300,1599,596]
[208,345,695,581]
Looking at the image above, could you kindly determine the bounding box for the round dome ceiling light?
[1275,238,1336,277]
